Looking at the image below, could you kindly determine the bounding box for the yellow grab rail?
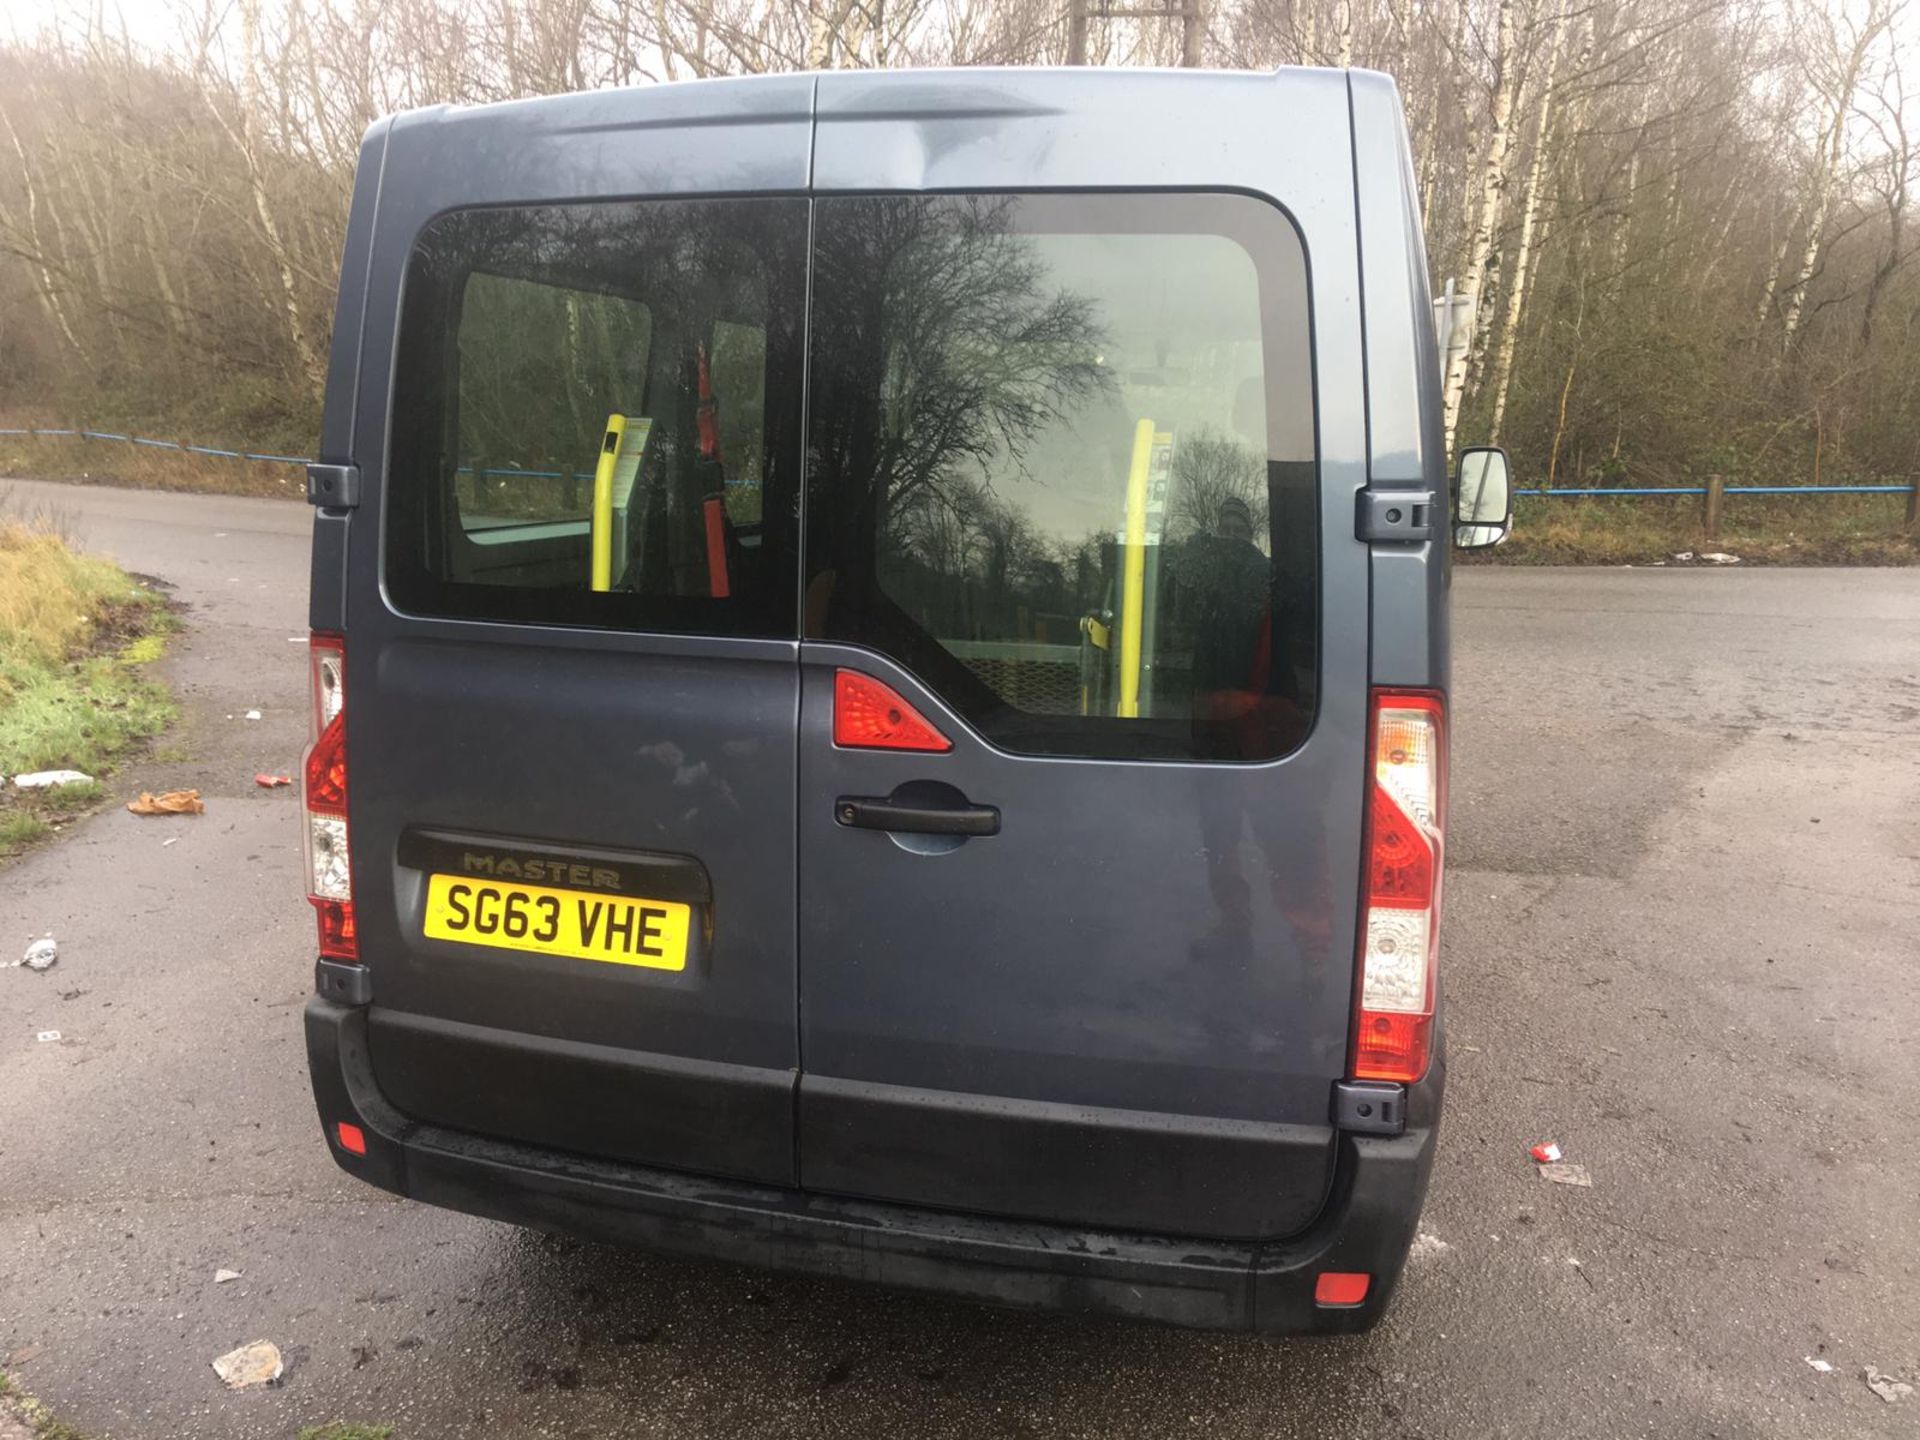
[1117,417,1155,719]
[590,413,628,592]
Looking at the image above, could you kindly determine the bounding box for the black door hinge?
[1356,488,1434,544]
[1331,1080,1406,1136]
[307,463,360,509]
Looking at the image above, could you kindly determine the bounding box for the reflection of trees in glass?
[424,201,782,521]
[811,195,1114,611]
[1169,428,1269,550]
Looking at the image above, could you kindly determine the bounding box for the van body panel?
[797,68,1370,1238]
[348,630,804,1183]
[338,88,815,1186]
[1351,69,1450,689]
[310,118,389,635]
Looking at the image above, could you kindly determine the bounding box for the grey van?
[302,64,1513,1335]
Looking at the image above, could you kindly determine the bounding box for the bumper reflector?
[1314,1271,1371,1307]
[335,1121,367,1156]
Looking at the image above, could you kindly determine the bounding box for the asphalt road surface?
[3,477,1917,1440]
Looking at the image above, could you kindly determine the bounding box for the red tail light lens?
[303,633,357,961]
[833,671,952,752]
[1353,690,1445,1084]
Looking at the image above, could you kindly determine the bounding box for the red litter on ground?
[254,774,293,788]
[1531,1142,1563,1164]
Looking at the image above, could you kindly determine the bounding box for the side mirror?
[1453,446,1512,549]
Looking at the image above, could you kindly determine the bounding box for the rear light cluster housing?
[833,669,951,752]
[304,632,356,960]
[1353,689,1445,1084]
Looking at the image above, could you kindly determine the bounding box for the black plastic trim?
[834,795,1000,836]
[1355,488,1434,544]
[396,827,713,905]
[308,997,1441,1335]
[316,958,373,1006]
[1331,1079,1406,1136]
[307,462,361,509]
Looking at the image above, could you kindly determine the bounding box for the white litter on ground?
[211,1340,283,1390]
[1865,1367,1913,1404]
[1538,1162,1593,1188]
[19,936,58,972]
[11,769,93,790]
[214,1268,242,1284]
[1805,1357,1833,1373]
[36,1031,61,1043]
[1699,551,1742,564]
[244,709,263,721]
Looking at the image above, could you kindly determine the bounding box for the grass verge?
[298,1425,398,1440]
[1463,492,1920,566]
[0,513,179,862]
[0,1369,94,1440]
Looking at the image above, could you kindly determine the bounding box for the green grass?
[38,779,104,813]
[1,812,52,848]
[297,1424,397,1440]
[0,516,179,861]
[0,1371,96,1440]
[1465,492,1919,566]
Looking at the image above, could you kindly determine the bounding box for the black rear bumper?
[306,997,1441,1334]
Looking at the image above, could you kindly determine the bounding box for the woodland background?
[0,0,1915,515]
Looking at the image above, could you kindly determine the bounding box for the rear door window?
[804,192,1317,761]
[386,197,807,638]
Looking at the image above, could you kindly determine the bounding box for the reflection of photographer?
[1185,494,1270,719]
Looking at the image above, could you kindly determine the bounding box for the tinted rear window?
[386,198,807,638]
[804,193,1317,761]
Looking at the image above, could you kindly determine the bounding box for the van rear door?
[339,84,812,1184]
[794,70,1371,1238]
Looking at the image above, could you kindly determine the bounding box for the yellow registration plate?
[423,874,691,971]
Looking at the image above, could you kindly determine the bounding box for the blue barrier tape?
[1726,484,1912,494]
[1517,484,1912,497]
[5,426,310,465]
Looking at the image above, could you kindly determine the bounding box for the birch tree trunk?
[225,0,327,400]
[1488,4,1568,444]
[1754,137,1821,329]
[0,103,89,363]
[1780,1,1892,353]
[1440,0,1517,456]
[807,0,835,67]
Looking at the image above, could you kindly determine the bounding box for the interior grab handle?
[835,795,1000,837]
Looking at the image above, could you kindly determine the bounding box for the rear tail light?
[833,670,952,752]
[1353,690,1445,1084]
[303,633,357,961]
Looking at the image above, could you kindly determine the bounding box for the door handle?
[835,795,1000,837]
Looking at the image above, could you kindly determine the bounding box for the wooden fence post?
[1703,474,1725,542]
